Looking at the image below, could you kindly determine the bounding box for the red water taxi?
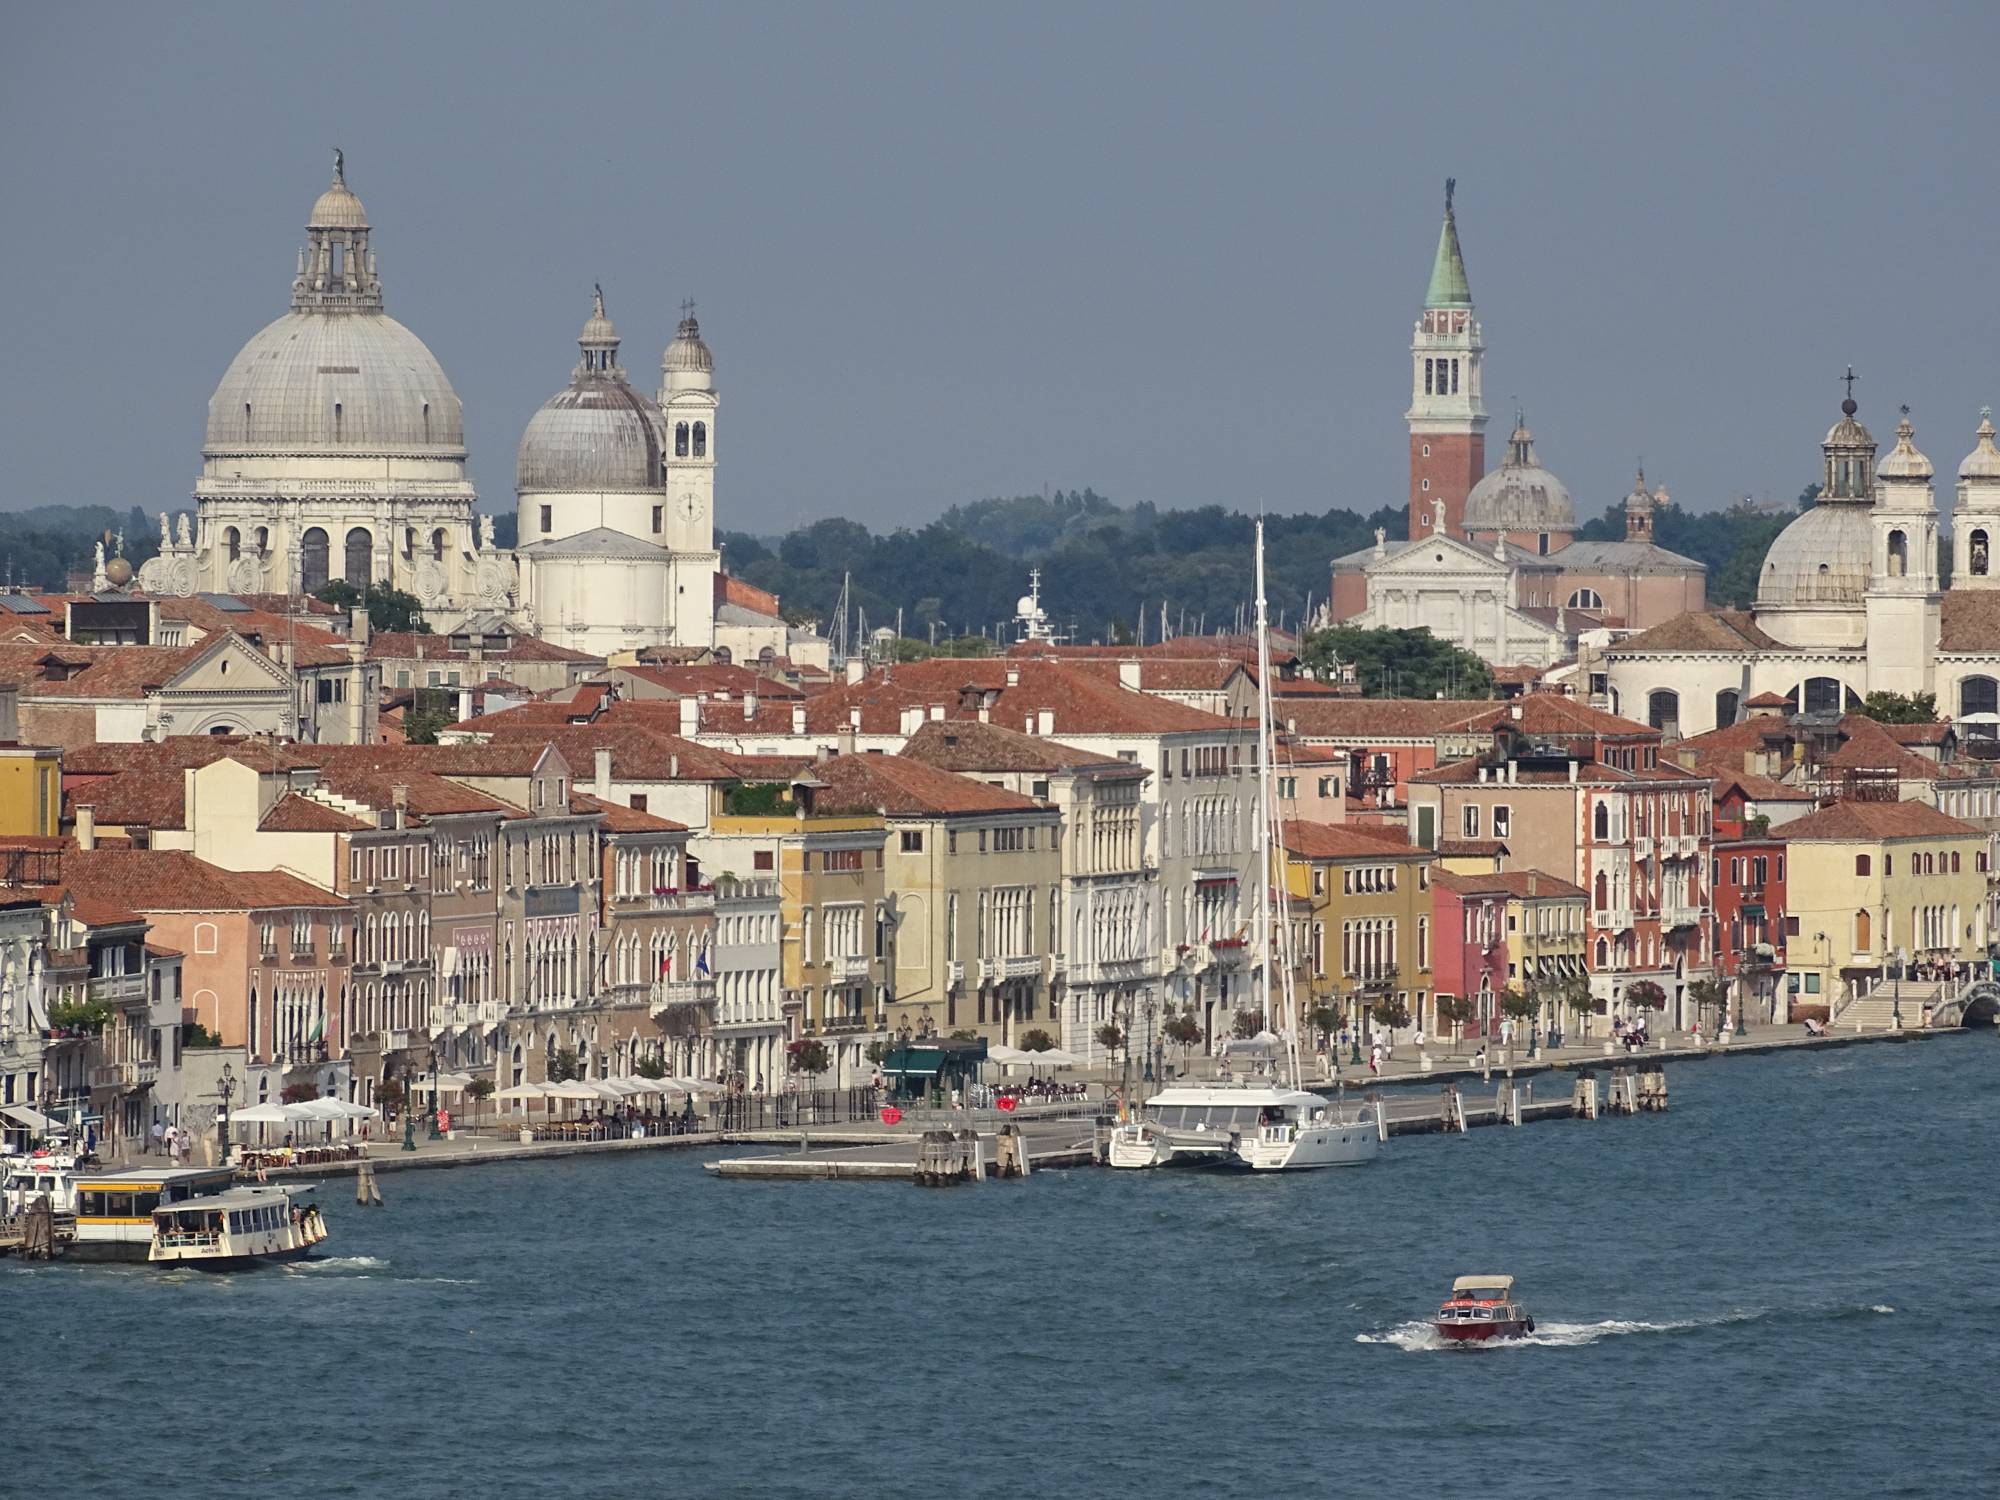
[1434,1275,1534,1342]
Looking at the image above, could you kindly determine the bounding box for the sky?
[3,2,1997,538]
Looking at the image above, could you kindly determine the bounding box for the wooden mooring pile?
[0,1195,73,1260]
[914,1123,1031,1186]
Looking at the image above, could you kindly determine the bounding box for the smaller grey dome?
[663,314,713,375]
[518,293,667,494]
[309,150,368,229]
[1755,502,1875,610]
[1463,419,1574,534]
[1960,410,2000,481]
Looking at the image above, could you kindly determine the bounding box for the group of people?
[148,1119,196,1164]
[1610,1015,1651,1051]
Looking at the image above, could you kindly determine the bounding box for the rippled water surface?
[13,1036,1994,1498]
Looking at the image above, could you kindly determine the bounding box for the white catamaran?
[1109,520,1382,1171]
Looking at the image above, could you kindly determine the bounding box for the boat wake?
[293,1255,389,1272]
[1357,1308,1769,1352]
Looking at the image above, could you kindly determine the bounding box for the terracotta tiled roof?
[1608,609,1779,654]
[1774,799,1980,842]
[617,663,804,700]
[64,772,187,830]
[1743,691,1791,709]
[1436,838,1509,857]
[366,632,603,664]
[811,753,1048,818]
[1939,592,2000,652]
[0,642,211,699]
[802,660,1238,737]
[714,573,783,617]
[58,848,348,911]
[1433,869,1586,900]
[1710,771,1815,803]
[1068,658,1247,693]
[258,794,373,833]
[1410,755,1702,786]
[479,723,748,782]
[899,719,1142,777]
[1277,820,1419,860]
[573,793,688,833]
[1453,697,1657,740]
[60,736,305,775]
[1884,722,1953,746]
[301,764,519,819]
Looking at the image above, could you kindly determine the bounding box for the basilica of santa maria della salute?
[140,153,817,665]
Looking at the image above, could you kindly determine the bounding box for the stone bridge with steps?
[1836,976,2000,1030]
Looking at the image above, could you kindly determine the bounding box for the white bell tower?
[1866,408,1940,695]
[659,302,720,647]
[1953,408,2000,589]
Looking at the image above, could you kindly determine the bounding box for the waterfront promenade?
[123,1017,1948,1184]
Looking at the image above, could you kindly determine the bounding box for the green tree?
[547,1047,582,1083]
[1371,994,1412,1034]
[1305,1003,1341,1047]
[1435,994,1476,1050]
[313,579,433,634]
[401,687,453,745]
[863,1039,891,1065]
[1018,1028,1055,1052]
[787,1038,831,1078]
[1686,977,1728,1035]
[1094,1022,1126,1056]
[635,1055,669,1080]
[1856,690,1940,724]
[1626,980,1667,1020]
[1163,1012,1204,1066]
[1230,1008,1266,1040]
[1299,625,1493,700]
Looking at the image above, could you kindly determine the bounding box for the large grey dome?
[204,154,465,459]
[1754,501,1875,610]
[205,311,465,456]
[1463,419,1574,534]
[516,291,668,494]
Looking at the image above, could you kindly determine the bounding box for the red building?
[1709,835,1787,1026]
[1431,871,1510,1035]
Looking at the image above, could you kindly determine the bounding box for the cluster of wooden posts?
[914,1123,1030,1186]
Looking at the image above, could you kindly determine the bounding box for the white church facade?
[142,154,772,659]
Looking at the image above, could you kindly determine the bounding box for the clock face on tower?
[677,494,704,524]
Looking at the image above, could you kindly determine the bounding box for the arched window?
[1566,588,1604,611]
[1595,938,1609,968]
[254,526,269,553]
[1952,851,1962,873]
[1853,909,1871,952]
[344,528,372,587]
[675,422,689,457]
[1594,871,1609,909]
[1593,803,1609,841]
[223,526,240,562]
[1647,689,1680,735]
[692,421,707,457]
[300,528,330,593]
[1855,854,1871,876]
[431,528,447,561]
[713,645,732,665]
[1714,689,1740,728]
[1887,529,1908,577]
[1961,676,1999,717]
[1796,677,1846,715]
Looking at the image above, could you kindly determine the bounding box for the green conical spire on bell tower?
[1425,177,1472,309]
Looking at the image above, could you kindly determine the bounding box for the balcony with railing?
[1632,836,1653,859]
[827,953,872,983]
[89,1058,160,1091]
[646,886,718,915]
[430,999,508,1029]
[651,978,719,1016]
[1599,907,1634,931]
[87,974,147,1009]
[981,953,1042,984]
[1663,902,1705,930]
[946,959,965,988]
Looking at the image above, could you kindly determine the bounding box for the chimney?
[901,706,921,735]
[1118,660,1142,690]
[669,754,679,779]
[1528,872,1539,898]
[791,705,806,735]
[594,748,612,798]
[349,606,369,648]
[846,658,865,685]
[391,784,409,829]
[743,692,758,720]
[75,804,96,851]
[929,703,944,721]
[1037,708,1054,737]
[1006,666,1020,687]
[679,696,700,736]
[1567,760,1578,784]
[848,707,862,731]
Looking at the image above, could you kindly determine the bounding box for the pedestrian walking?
[1368,1043,1382,1077]
[151,1119,166,1157]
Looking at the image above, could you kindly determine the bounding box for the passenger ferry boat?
[1434,1275,1535,1342]
[70,1167,234,1262]
[1108,1085,1381,1170]
[150,1185,328,1269]
[3,1152,81,1215]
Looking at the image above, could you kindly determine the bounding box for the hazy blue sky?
[3,3,1996,536]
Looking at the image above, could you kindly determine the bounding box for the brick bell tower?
[1406,179,1487,540]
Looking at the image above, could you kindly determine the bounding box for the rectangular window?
[900,830,924,853]
[1462,805,1481,839]
[824,849,863,873]
[1492,805,1510,839]
[630,794,648,813]
[651,505,663,533]
[753,849,774,871]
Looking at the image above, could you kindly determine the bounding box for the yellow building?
[0,687,59,837]
[1777,799,1987,1009]
[1502,873,1589,997]
[1279,820,1437,1039]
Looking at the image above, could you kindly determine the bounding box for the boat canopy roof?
[155,1187,304,1216]
[1452,1275,1516,1293]
[76,1166,232,1190]
[1143,1086,1321,1108]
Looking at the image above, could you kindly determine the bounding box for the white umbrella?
[291,1099,349,1119]
[229,1101,300,1125]
[1031,1047,1081,1068]
[540,1082,603,1101]
[410,1071,474,1095]
[987,1044,1030,1065]
[331,1100,381,1119]
[672,1077,725,1098]
[494,1082,548,1101]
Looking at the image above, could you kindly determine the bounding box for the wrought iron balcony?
[651,978,719,1016]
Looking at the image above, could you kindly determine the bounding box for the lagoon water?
[13,1035,1995,1498]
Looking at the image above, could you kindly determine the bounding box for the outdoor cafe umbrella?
[1030,1048,1081,1068]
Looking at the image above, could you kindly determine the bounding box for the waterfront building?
[710,875,785,1094]
[1773,799,1987,1013]
[1278,820,1437,1040]
[1708,827,1789,1026]
[811,751,1062,1053]
[1405,728,1716,1027]
[0,687,60,836]
[1429,871,1510,1037]
[899,719,1157,1068]
[1430,869,1586,1038]
[0,884,51,1137]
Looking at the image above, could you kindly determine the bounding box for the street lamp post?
[427,1050,442,1140]
[1891,945,1906,1031]
[400,1063,416,1152]
[216,1062,236,1169]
